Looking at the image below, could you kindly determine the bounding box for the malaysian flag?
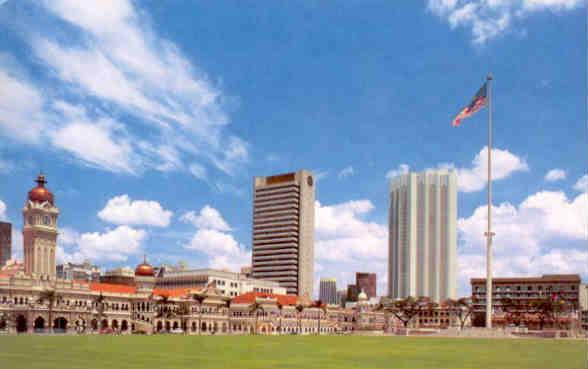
[451,82,488,127]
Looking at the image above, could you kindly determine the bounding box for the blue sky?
[0,0,585,296]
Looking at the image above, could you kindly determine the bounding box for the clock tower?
[22,174,59,278]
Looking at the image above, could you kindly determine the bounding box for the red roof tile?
[152,288,191,298]
[89,282,136,294]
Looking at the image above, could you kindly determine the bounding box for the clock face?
[307,176,313,186]
[43,215,50,225]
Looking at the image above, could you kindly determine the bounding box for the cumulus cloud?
[0,200,6,221]
[58,225,146,263]
[180,205,231,232]
[457,190,588,294]
[182,205,248,271]
[0,0,248,176]
[451,146,528,192]
[315,200,388,296]
[98,195,173,227]
[337,166,355,179]
[574,174,588,192]
[544,168,566,182]
[427,0,583,44]
[386,164,410,180]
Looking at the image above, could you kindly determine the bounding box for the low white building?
[156,267,286,297]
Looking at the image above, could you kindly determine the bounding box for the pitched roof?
[232,291,299,306]
[152,288,192,298]
[89,282,136,294]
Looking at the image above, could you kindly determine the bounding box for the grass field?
[0,335,585,369]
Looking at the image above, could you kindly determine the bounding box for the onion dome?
[358,290,368,302]
[135,255,154,277]
[28,174,54,205]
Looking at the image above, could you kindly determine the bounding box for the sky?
[0,0,586,297]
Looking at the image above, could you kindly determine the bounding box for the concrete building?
[319,278,338,305]
[0,222,10,267]
[347,284,359,302]
[471,274,582,328]
[356,272,377,299]
[388,170,457,302]
[56,261,101,281]
[251,170,315,297]
[156,267,286,297]
[101,267,135,285]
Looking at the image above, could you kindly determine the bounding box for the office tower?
[251,170,315,296]
[0,222,11,267]
[346,284,358,302]
[319,278,338,305]
[388,170,457,302]
[356,272,377,298]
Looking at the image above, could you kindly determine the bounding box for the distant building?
[251,170,315,296]
[356,272,377,299]
[336,289,347,307]
[101,267,135,286]
[347,284,359,302]
[0,222,10,267]
[240,266,252,278]
[56,261,101,281]
[319,278,338,305]
[156,268,286,297]
[471,274,582,328]
[388,170,457,302]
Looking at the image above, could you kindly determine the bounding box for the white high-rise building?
[388,170,457,302]
[252,170,315,297]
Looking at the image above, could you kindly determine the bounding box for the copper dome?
[28,174,54,205]
[135,256,154,277]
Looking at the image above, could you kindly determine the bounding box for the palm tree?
[313,300,326,335]
[223,297,232,335]
[295,303,305,335]
[249,301,262,335]
[192,292,206,335]
[277,302,283,335]
[38,289,59,333]
[93,293,106,332]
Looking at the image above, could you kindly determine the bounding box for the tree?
[446,297,474,330]
[385,296,434,328]
[249,301,263,335]
[502,297,531,327]
[93,293,106,331]
[276,302,284,335]
[192,292,207,335]
[295,303,305,334]
[38,289,60,333]
[531,294,572,330]
[313,300,326,335]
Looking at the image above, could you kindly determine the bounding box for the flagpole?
[485,74,494,329]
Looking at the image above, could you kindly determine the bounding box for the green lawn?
[0,335,585,369]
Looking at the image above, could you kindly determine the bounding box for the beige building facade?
[251,170,315,297]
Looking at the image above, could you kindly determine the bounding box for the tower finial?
[35,173,47,187]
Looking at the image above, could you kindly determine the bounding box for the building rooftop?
[471,274,581,284]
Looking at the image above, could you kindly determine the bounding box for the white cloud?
[182,205,248,272]
[315,200,388,296]
[98,195,173,227]
[58,225,146,263]
[457,190,588,294]
[0,0,248,177]
[544,168,566,182]
[452,146,528,192]
[180,205,231,232]
[337,166,355,179]
[189,163,207,181]
[50,117,136,174]
[427,0,582,44]
[0,200,6,221]
[0,64,46,143]
[573,174,588,192]
[386,164,410,180]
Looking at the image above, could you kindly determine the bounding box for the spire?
[36,173,47,187]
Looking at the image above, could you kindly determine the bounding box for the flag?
[451,82,488,127]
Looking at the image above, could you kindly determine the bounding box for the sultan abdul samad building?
[0,175,389,335]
